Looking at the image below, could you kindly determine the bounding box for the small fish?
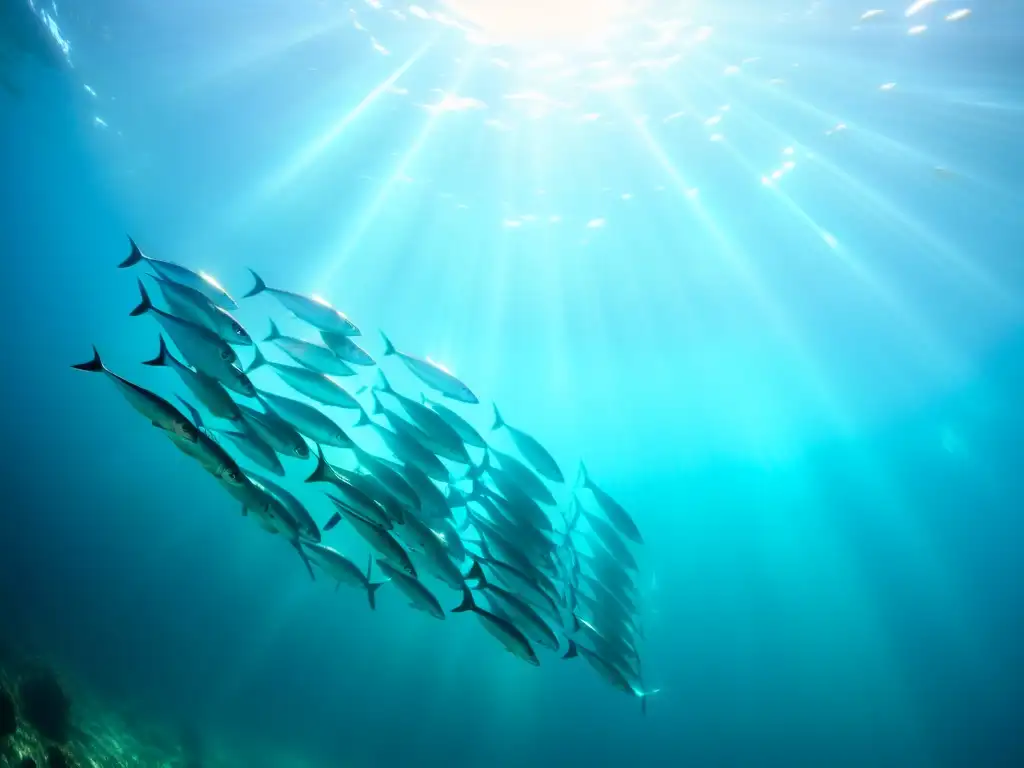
[119,236,237,310]
[130,280,255,397]
[250,473,321,543]
[265,320,355,376]
[356,398,450,482]
[247,345,359,408]
[452,580,539,665]
[352,444,422,512]
[243,270,360,336]
[577,463,643,544]
[237,403,310,459]
[492,405,563,483]
[169,399,249,488]
[304,546,384,609]
[375,560,445,619]
[581,509,638,572]
[380,331,478,404]
[71,347,198,442]
[305,446,392,529]
[467,561,560,650]
[563,640,653,713]
[488,447,556,506]
[257,390,354,448]
[397,512,465,589]
[421,394,486,448]
[321,331,375,366]
[334,506,417,577]
[212,426,285,476]
[150,275,252,347]
[142,336,243,422]
[375,371,468,461]
[392,460,450,519]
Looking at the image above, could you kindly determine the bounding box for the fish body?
[250,473,320,542]
[375,560,445,619]
[243,270,360,336]
[142,336,243,422]
[151,276,252,347]
[265,320,355,376]
[306,447,392,528]
[421,395,486,448]
[214,427,285,476]
[257,390,354,448]
[72,348,199,442]
[304,546,383,608]
[248,346,359,408]
[119,237,237,309]
[380,331,478,404]
[237,403,310,458]
[577,463,643,544]
[453,582,539,665]
[130,280,255,397]
[375,372,468,460]
[321,331,375,366]
[491,405,563,483]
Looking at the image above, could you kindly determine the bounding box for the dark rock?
[0,683,16,738]
[46,745,72,768]
[17,669,71,743]
[18,758,37,768]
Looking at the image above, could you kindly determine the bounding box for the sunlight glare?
[442,0,634,48]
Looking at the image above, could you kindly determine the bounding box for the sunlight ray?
[311,53,482,290]
[624,106,856,437]
[252,40,436,206]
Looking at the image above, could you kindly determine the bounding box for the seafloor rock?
[17,757,37,768]
[0,683,16,738]
[16,670,71,743]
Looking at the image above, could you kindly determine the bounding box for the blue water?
[1,1,1023,766]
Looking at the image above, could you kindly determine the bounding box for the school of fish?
[72,237,658,712]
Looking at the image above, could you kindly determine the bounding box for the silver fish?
[303,546,383,608]
[142,335,242,422]
[119,236,237,310]
[380,331,477,404]
[375,560,445,619]
[321,331,375,366]
[491,405,563,483]
[265,320,354,376]
[71,347,198,442]
[243,270,360,336]
[150,275,252,347]
[257,390,354,448]
[248,345,359,408]
[452,582,539,665]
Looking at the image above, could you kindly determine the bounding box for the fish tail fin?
[129,278,152,317]
[142,335,171,367]
[245,344,268,374]
[575,461,591,490]
[466,559,487,588]
[264,320,281,342]
[304,445,331,484]
[354,406,372,427]
[379,331,396,357]
[243,269,267,298]
[119,236,144,268]
[452,584,476,613]
[370,392,384,416]
[375,369,393,394]
[293,541,316,581]
[355,385,369,395]
[562,639,578,659]
[176,396,205,430]
[323,512,342,531]
[367,582,384,611]
[490,403,504,431]
[419,393,429,405]
[71,346,104,372]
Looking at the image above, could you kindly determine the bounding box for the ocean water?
[1,1,1023,766]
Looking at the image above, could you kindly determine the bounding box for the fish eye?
[234,324,246,337]
[220,349,233,361]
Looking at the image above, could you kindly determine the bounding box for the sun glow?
[442,0,633,49]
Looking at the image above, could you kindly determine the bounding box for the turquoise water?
[1,2,1022,766]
